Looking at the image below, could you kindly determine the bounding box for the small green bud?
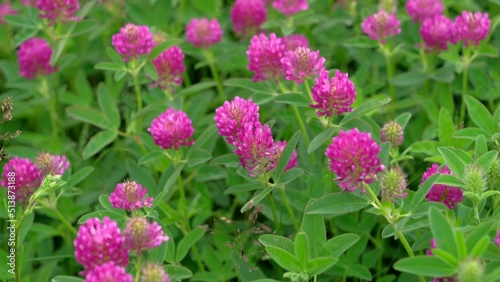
[458,258,484,282]
[487,157,500,190]
[464,164,487,195]
[380,120,404,148]
[380,166,407,202]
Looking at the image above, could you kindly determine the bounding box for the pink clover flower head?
[0,3,18,24]
[37,0,81,26]
[420,15,456,51]
[275,140,298,171]
[74,217,129,274]
[112,24,155,61]
[235,122,278,177]
[421,164,464,209]
[148,108,195,150]
[22,0,37,6]
[405,0,443,24]
[247,32,286,82]
[141,262,171,282]
[124,217,169,254]
[186,18,223,48]
[281,47,325,84]
[84,262,133,282]
[17,38,57,79]
[230,0,267,37]
[282,34,309,51]
[325,128,385,192]
[214,96,260,146]
[426,238,437,256]
[36,152,70,176]
[1,157,42,206]
[454,11,490,47]
[310,70,356,117]
[272,0,308,16]
[109,180,153,211]
[151,46,185,91]
[380,120,404,147]
[361,9,401,44]
[495,230,500,248]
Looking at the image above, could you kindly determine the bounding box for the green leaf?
[300,213,326,257]
[187,149,212,167]
[98,195,115,211]
[223,78,275,94]
[341,98,391,125]
[74,71,93,106]
[453,128,484,140]
[390,71,429,87]
[306,193,369,215]
[114,70,127,82]
[190,125,217,151]
[175,225,207,262]
[464,96,496,136]
[395,113,412,129]
[51,276,84,282]
[225,182,264,194]
[240,185,274,213]
[126,159,158,194]
[77,210,126,224]
[165,265,193,280]
[60,166,94,191]
[66,106,113,130]
[470,236,490,257]
[95,62,126,71]
[435,174,464,188]
[106,47,125,65]
[144,61,158,81]
[432,249,459,267]
[474,151,498,173]
[265,246,303,273]
[177,81,216,97]
[307,127,337,154]
[429,207,458,257]
[259,235,295,254]
[276,168,304,187]
[97,83,120,129]
[138,152,163,165]
[439,108,455,146]
[343,37,378,48]
[410,174,439,210]
[466,222,494,252]
[274,131,300,181]
[455,230,467,261]
[82,130,118,159]
[274,93,310,107]
[307,257,338,276]
[438,147,468,179]
[3,15,39,29]
[319,233,360,258]
[210,154,239,167]
[294,232,309,267]
[475,134,488,158]
[477,44,499,58]
[394,256,457,277]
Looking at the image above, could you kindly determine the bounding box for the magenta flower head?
[17,38,57,79]
[22,0,37,6]
[0,3,18,24]
[186,18,223,48]
[282,34,309,51]
[361,9,401,44]
[148,108,195,150]
[141,262,171,282]
[281,47,326,84]
[151,46,185,91]
[247,33,286,82]
[426,238,438,256]
[84,262,133,282]
[234,122,278,177]
[1,157,42,206]
[454,11,490,47]
[420,15,456,51]
[405,0,443,24]
[36,153,70,176]
[325,128,385,192]
[272,0,308,16]
[112,24,155,61]
[124,217,169,254]
[37,0,80,25]
[214,96,260,146]
[421,164,464,209]
[230,0,267,37]
[275,141,298,171]
[74,217,129,274]
[109,180,153,211]
[495,230,500,247]
[310,70,356,117]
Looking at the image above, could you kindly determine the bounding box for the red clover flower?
[148,108,195,150]
[282,34,309,51]
[247,33,286,82]
[112,23,155,61]
[272,0,308,16]
[17,38,57,79]
[151,46,186,91]
[36,153,70,176]
[37,0,81,25]
[420,15,457,51]
[109,180,153,211]
[1,157,43,206]
[230,0,267,37]
[281,47,326,84]
[84,262,133,282]
[0,3,17,24]
[361,9,401,44]
[421,164,464,209]
[453,11,490,47]
[405,0,443,24]
[186,18,223,48]
[310,70,356,117]
[214,96,260,146]
[141,262,171,282]
[124,217,169,254]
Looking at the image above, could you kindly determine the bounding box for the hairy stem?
[280,187,299,231]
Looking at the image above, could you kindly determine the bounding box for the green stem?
[459,48,469,126]
[41,78,59,138]
[133,74,143,136]
[14,212,26,282]
[204,50,226,101]
[267,193,281,235]
[51,207,77,235]
[279,187,299,231]
[134,254,142,282]
[380,44,396,116]
[304,79,313,102]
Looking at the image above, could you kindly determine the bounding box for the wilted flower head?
[325,128,384,192]
[380,120,404,147]
[214,96,260,146]
[85,262,133,282]
[17,38,57,79]
[282,34,309,51]
[234,122,277,177]
[0,3,18,24]
[230,0,267,37]
[405,0,443,24]
[36,153,70,176]
[37,0,80,25]
[1,157,42,206]
[124,217,169,254]
[275,141,298,171]
[112,24,155,61]
[148,108,195,150]
[74,217,129,274]
[310,70,356,117]
[361,9,401,43]
[454,11,490,46]
[421,164,463,209]
[247,33,286,82]
[281,47,326,84]
[272,0,308,16]
[380,166,407,202]
[420,15,456,51]
[141,262,171,282]
[109,180,153,211]
[186,18,223,48]
[151,46,185,91]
